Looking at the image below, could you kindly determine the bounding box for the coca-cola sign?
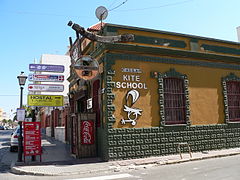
[81,120,94,145]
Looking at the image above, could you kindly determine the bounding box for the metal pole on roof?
[67,21,134,43]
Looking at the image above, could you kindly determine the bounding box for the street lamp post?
[17,71,27,162]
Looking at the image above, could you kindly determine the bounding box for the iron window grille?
[163,77,186,125]
[151,68,190,126]
[226,81,240,122]
[222,73,240,123]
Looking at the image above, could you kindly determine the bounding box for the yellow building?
[68,23,240,161]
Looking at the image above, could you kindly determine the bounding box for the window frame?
[163,77,187,125]
[222,73,240,123]
[152,68,190,126]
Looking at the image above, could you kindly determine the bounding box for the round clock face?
[95,6,108,21]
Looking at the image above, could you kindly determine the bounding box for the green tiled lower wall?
[106,124,240,160]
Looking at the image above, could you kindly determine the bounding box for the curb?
[10,151,240,176]
[11,167,47,176]
[11,165,112,176]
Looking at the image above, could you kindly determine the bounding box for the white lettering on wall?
[121,68,142,73]
[122,75,140,81]
[115,82,147,89]
[114,68,147,90]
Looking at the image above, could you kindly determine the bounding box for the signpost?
[29,64,64,73]
[27,94,64,107]
[17,108,25,122]
[28,74,64,82]
[28,84,64,92]
[27,62,65,162]
[23,122,41,162]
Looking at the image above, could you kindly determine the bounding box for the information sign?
[23,122,41,157]
[25,118,32,122]
[27,94,64,107]
[87,98,92,110]
[29,64,64,73]
[28,74,64,82]
[17,108,25,122]
[28,84,64,92]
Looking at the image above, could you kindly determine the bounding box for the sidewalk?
[10,135,240,176]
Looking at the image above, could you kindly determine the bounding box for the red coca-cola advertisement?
[81,120,94,145]
[23,122,42,157]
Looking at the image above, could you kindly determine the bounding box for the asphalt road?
[128,155,240,180]
[0,154,240,180]
[0,129,13,173]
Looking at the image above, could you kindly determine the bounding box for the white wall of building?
[39,54,70,141]
[39,54,71,97]
[237,26,240,42]
[46,127,51,137]
[38,54,71,117]
[54,127,65,143]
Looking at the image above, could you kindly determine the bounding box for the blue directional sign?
[29,64,64,73]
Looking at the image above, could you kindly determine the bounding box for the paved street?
[1,154,240,180]
[128,155,240,180]
[0,129,14,173]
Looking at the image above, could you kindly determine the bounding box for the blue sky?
[0,0,240,118]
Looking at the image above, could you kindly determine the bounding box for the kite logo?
[121,89,142,126]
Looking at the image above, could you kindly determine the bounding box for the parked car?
[10,126,23,152]
[0,126,4,130]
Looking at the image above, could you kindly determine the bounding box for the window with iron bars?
[163,77,186,125]
[226,81,240,122]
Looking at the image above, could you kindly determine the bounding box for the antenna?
[95,6,108,21]
[95,6,108,30]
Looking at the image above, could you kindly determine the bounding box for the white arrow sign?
[28,84,64,92]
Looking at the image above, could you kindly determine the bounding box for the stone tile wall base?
[107,124,240,160]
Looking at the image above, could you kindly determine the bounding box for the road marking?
[65,173,133,180]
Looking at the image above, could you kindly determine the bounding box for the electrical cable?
[108,0,128,12]
[108,0,121,9]
[114,0,194,12]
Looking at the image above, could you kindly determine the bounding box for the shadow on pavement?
[0,138,11,142]
[1,142,10,146]
[14,134,104,167]
[0,146,11,173]
[0,163,11,173]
